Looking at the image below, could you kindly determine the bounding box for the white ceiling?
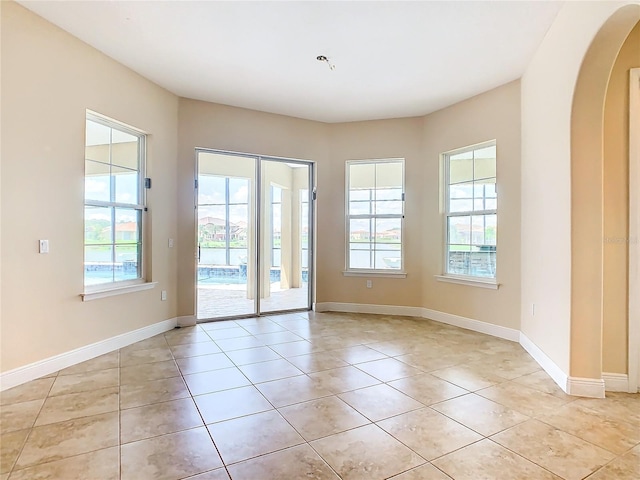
[19,1,563,123]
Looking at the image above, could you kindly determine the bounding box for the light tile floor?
[1,312,638,480]
[197,285,309,319]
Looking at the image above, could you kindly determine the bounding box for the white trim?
[311,302,614,398]
[602,373,630,392]
[177,315,197,327]
[434,275,499,290]
[314,302,519,342]
[567,377,606,399]
[519,332,569,394]
[342,270,407,278]
[0,318,177,391]
[81,281,157,301]
[628,68,640,394]
[314,302,424,317]
[421,307,518,341]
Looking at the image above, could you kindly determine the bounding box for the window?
[444,142,497,279]
[300,188,309,277]
[346,159,404,272]
[84,113,146,287]
[271,185,282,268]
[197,176,250,268]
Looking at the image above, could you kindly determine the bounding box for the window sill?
[81,281,158,302]
[343,270,407,278]
[435,275,499,289]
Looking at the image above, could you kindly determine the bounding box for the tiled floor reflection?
[1,312,639,480]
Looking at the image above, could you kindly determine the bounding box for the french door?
[195,149,314,320]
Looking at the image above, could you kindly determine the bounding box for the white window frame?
[83,111,150,298]
[344,158,406,277]
[439,141,498,288]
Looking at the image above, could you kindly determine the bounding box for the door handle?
[198,244,201,263]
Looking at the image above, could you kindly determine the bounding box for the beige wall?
[521,1,639,377]
[422,80,521,329]
[603,22,640,374]
[1,2,179,372]
[324,117,425,307]
[177,89,521,319]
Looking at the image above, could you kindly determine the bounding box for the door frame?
[628,68,639,393]
[194,148,315,320]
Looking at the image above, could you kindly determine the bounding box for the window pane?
[114,244,140,282]
[350,163,375,190]
[272,201,281,256]
[271,186,282,203]
[85,206,112,244]
[229,248,248,266]
[349,189,371,201]
[111,135,139,170]
[85,245,114,285]
[229,205,248,248]
[376,250,402,270]
[198,206,226,243]
[470,251,495,278]
[448,216,471,245]
[447,246,471,275]
[349,200,371,215]
[449,182,473,213]
[449,151,473,184]
[485,214,497,245]
[113,166,139,204]
[85,160,110,202]
[474,145,496,180]
[376,162,402,189]
[229,178,249,203]
[375,218,401,245]
[350,247,372,269]
[85,120,110,163]
[375,200,403,215]
[376,187,402,201]
[198,175,226,205]
[350,218,371,242]
[471,215,488,245]
[473,179,496,212]
[115,209,140,243]
[272,248,281,268]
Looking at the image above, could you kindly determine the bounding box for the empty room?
[1,1,639,479]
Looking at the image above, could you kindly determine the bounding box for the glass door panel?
[259,160,311,313]
[197,152,257,319]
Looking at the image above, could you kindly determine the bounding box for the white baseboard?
[314,302,424,317]
[422,308,520,342]
[0,317,178,391]
[314,302,520,342]
[567,376,606,398]
[177,315,197,327]
[519,332,569,394]
[602,372,630,392]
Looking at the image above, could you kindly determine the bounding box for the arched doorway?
[570,8,640,394]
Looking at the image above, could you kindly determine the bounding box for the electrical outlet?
[39,239,49,254]
[161,290,167,301]
[366,280,372,289]
[168,238,174,248]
